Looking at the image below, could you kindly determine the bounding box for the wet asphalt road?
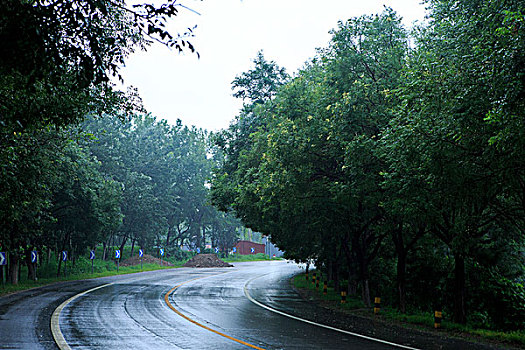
[0,261,399,349]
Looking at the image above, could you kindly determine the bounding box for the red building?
[234,240,265,255]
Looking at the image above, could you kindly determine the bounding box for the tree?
[0,128,63,283]
[381,0,525,323]
[212,9,410,307]
[48,139,122,275]
[0,0,200,282]
[232,50,289,108]
[212,51,290,221]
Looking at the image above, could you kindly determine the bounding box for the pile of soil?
[120,254,174,267]
[183,254,233,268]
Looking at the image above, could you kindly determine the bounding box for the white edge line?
[243,275,420,350]
[51,283,114,350]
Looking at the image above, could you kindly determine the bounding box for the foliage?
[479,270,525,330]
[211,3,524,331]
[81,114,246,257]
[232,50,289,107]
[0,0,208,284]
[0,0,197,130]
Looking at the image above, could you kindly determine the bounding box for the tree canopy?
[211,3,525,330]
[1,0,244,285]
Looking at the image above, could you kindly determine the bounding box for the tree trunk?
[361,279,371,307]
[453,254,467,324]
[348,277,358,296]
[130,239,135,257]
[342,237,359,297]
[8,254,19,285]
[26,249,36,281]
[166,226,172,247]
[119,235,128,257]
[57,250,62,278]
[333,261,340,292]
[397,252,407,313]
[103,240,107,261]
[356,248,373,307]
[57,231,70,277]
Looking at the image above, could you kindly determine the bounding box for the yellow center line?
[164,274,266,350]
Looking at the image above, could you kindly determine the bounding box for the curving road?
[0,261,410,349]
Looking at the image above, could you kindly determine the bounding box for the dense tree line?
[211,1,524,330]
[0,1,241,285]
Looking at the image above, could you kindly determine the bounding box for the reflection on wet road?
[0,261,400,349]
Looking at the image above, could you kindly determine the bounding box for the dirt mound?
[183,254,233,268]
[120,254,174,267]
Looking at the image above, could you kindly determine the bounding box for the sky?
[121,0,428,132]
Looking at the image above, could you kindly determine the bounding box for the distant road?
[1,261,407,349]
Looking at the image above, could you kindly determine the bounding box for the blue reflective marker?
[139,249,144,258]
[89,250,95,260]
[31,251,37,263]
[0,252,6,266]
[62,251,67,261]
[115,250,120,259]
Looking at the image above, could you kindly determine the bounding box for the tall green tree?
[381,0,525,324]
[1,0,199,282]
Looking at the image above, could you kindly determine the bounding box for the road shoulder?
[289,278,520,350]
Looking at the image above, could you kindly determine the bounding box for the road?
[0,261,411,349]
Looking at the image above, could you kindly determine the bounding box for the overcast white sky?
[121,0,427,132]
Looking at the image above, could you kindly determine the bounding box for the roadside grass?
[293,273,365,310]
[0,262,175,296]
[223,253,281,262]
[292,272,525,347]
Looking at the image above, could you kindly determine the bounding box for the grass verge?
[0,263,176,296]
[223,253,282,263]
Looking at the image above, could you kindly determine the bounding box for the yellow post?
[341,291,347,304]
[434,310,442,328]
[323,281,327,295]
[374,297,381,314]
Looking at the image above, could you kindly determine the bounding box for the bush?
[481,271,525,331]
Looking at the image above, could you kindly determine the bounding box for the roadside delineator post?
[315,276,319,289]
[341,291,347,304]
[115,249,120,273]
[323,281,328,295]
[374,297,381,314]
[434,310,442,328]
[30,250,38,281]
[89,250,95,274]
[62,251,68,277]
[139,249,144,270]
[305,272,309,281]
[0,252,7,288]
[312,272,316,286]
